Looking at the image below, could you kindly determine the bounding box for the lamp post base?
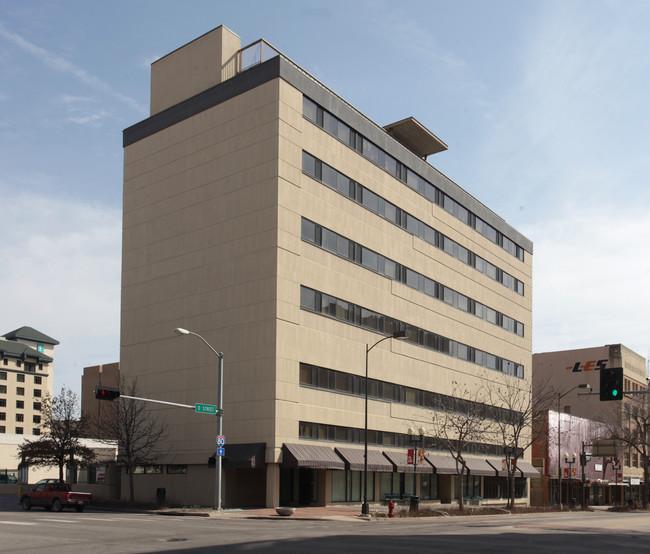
[361,502,369,515]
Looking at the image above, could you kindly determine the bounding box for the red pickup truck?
[20,481,92,512]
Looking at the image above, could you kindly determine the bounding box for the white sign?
[631,478,640,485]
[595,464,602,471]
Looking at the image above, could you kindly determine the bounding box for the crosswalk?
[0,514,184,526]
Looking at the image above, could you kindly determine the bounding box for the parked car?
[20,482,92,512]
[0,473,18,484]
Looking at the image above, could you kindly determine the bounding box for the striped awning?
[334,447,394,472]
[222,443,266,469]
[517,462,540,479]
[464,457,497,477]
[426,455,459,475]
[282,443,344,470]
[383,451,432,473]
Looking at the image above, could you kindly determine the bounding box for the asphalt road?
[1,495,649,553]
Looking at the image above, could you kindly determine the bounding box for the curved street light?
[362,329,408,516]
[174,327,224,512]
[557,383,590,507]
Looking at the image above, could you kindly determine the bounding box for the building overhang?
[383,117,448,159]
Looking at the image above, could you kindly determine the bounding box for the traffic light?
[600,367,623,401]
[94,386,120,401]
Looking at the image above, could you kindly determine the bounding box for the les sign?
[565,360,607,373]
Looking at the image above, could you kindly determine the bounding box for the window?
[16,414,23,422]
[167,465,188,474]
[0,372,5,380]
[16,360,21,368]
[33,415,41,424]
[16,401,24,409]
[16,387,24,396]
[33,428,40,435]
[0,426,5,433]
[0,385,5,394]
[33,402,41,411]
[0,413,5,421]
[17,374,25,383]
[34,376,42,385]
[0,399,5,407]
[2,359,7,366]
[15,427,23,434]
[131,465,163,474]
[34,389,41,398]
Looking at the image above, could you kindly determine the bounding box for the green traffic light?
[612,389,618,397]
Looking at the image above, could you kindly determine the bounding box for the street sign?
[217,435,226,447]
[217,447,225,456]
[195,403,217,414]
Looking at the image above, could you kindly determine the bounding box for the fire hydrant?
[388,499,395,518]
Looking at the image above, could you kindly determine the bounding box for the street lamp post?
[504,443,516,509]
[408,426,425,497]
[175,327,224,512]
[362,329,407,516]
[564,452,577,506]
[557,384,590,506]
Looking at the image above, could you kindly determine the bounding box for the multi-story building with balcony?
[120,25,534,508]
[0,326,57,436]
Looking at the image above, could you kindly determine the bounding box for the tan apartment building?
[533,344,648,492]
[120,26,534,508]
[0,326,57,436]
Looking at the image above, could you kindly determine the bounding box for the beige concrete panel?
[130,79,281,170]
[150,26,241,115]
[125,113,280,193]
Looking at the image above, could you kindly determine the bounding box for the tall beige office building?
[121,26,533,508]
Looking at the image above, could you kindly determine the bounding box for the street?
[1,496,650,553]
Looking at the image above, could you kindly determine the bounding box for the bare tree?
[604,394,650,508]
[18,387,96,481]
[98,377,167,503]
[429,380,494,510]
[486,374,556,508]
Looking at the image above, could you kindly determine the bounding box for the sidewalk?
[159,505,371,521]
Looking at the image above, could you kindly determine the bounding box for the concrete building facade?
[121,26,534,508]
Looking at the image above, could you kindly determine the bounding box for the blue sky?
[2,0,649,393]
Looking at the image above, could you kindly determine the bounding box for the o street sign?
[195,403,217,414]
[217,435,226,447]
[217,448,225,456]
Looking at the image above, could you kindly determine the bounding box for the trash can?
[409,495,420,512]
[156,487,166,507]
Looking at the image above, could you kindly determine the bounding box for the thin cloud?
[0,22,147,115]
[1,188,122,391]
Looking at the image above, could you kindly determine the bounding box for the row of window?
[0,399,41,411]
[1,359,45,371]
[302,151,524,296]
[299,420,504,457]
[303,96,525,261]
[126,465,188,474]
[0,398,40,409]
[299,363,521,423]
[300,286,525,379]
[0,426,40,435]
[0,412,40,423]
[0,385,42,397]
[0,371,42,384]
[302,218,524,336]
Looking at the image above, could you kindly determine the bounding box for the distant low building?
[533,344,648,501]
[81,362,120,439]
